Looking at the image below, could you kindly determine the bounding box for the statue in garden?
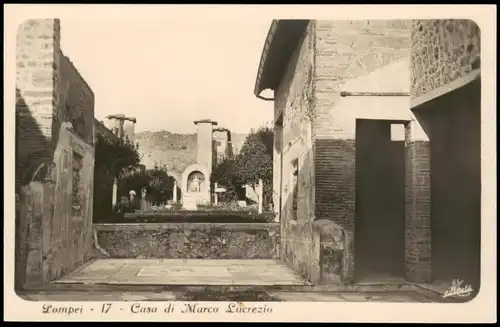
[141,187,147,199]
[191,175,200,192]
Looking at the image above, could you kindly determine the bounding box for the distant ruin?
[179,119,236,209]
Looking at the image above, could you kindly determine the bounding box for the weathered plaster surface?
[275,21,317,282]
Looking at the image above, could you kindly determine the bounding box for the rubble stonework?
[409,19,481,289]
[410,19,481,98]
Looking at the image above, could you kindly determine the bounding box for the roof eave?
[253,20,310,98]
[254,20,280,97]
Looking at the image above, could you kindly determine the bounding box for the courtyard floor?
[18,259,454,302]
[54,259,309,286]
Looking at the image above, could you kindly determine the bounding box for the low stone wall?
[93,223,280,259]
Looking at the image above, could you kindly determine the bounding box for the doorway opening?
[426,80,481,292]
[355,119,407,281]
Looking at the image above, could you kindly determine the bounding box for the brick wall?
[404,125,431,283]
[15,19,96,288]
[312,20,413,282]
[16,19,60,187]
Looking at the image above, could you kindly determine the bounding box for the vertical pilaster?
[405,119,431,283]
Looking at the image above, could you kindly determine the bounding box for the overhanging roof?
[254,19,310,97]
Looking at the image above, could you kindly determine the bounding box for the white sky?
[59,18,274,134]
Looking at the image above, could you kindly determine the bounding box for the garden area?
[92,125,275,224]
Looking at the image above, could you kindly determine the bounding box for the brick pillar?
[123,120,135,144]
[115,119,124,139]
[16,19,61,181]
[194,120,218,174]
[404,119,431,283]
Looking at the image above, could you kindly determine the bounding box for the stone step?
[17,281,459,302]
[17,285,456,303]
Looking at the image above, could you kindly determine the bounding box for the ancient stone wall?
[94,118,117,141]
[94,223,280,259]
[56,55,95,145]
[15,19,95,288]
[410,19,481,98]
[46,125,95,284]
[275,21,317,282]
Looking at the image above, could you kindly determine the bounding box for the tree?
[120,164,176,206]
[210,158,241,202]
[94,134,140,179]
[93,134,141,220]
[236,126,274,208]
[211,125,274,208]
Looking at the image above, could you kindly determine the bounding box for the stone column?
[258,179,263,214]
[141,188,147,210]
[214,183,218,206]
[113,119,121,138]
[173,181,178,204]
[112,178,118,208]
[124,120,136,144]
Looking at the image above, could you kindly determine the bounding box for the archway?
[187,171,206,193]
[180,164,211,209]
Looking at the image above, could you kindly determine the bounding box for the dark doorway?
[427,80,481,291]
[355,119,406,281]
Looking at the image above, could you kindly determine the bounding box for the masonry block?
[312,219,348,284]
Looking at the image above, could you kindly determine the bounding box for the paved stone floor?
[55,259,309,286]
[19,259,448,302]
